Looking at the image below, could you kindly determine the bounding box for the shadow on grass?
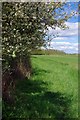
[32,67,50,76]
[3,79,72,119]
[3,68,73,119]
[16,79,47,94]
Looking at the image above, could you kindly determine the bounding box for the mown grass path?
[3,55,78,119]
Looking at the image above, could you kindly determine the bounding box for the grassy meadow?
[3,55,78,119]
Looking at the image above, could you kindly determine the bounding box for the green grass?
[3,55,78,119]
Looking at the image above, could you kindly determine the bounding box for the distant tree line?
[31,49,66,55]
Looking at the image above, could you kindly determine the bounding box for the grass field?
[3,55,78,119]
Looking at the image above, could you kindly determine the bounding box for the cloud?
[53,37,65,40]
[47,22,78,41]
[47,41,79,53]
[58,22,78,37]
[46,22,79,53]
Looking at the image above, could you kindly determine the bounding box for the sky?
[46,2,79,54]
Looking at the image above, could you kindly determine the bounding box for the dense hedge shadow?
[3,78,73,119]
